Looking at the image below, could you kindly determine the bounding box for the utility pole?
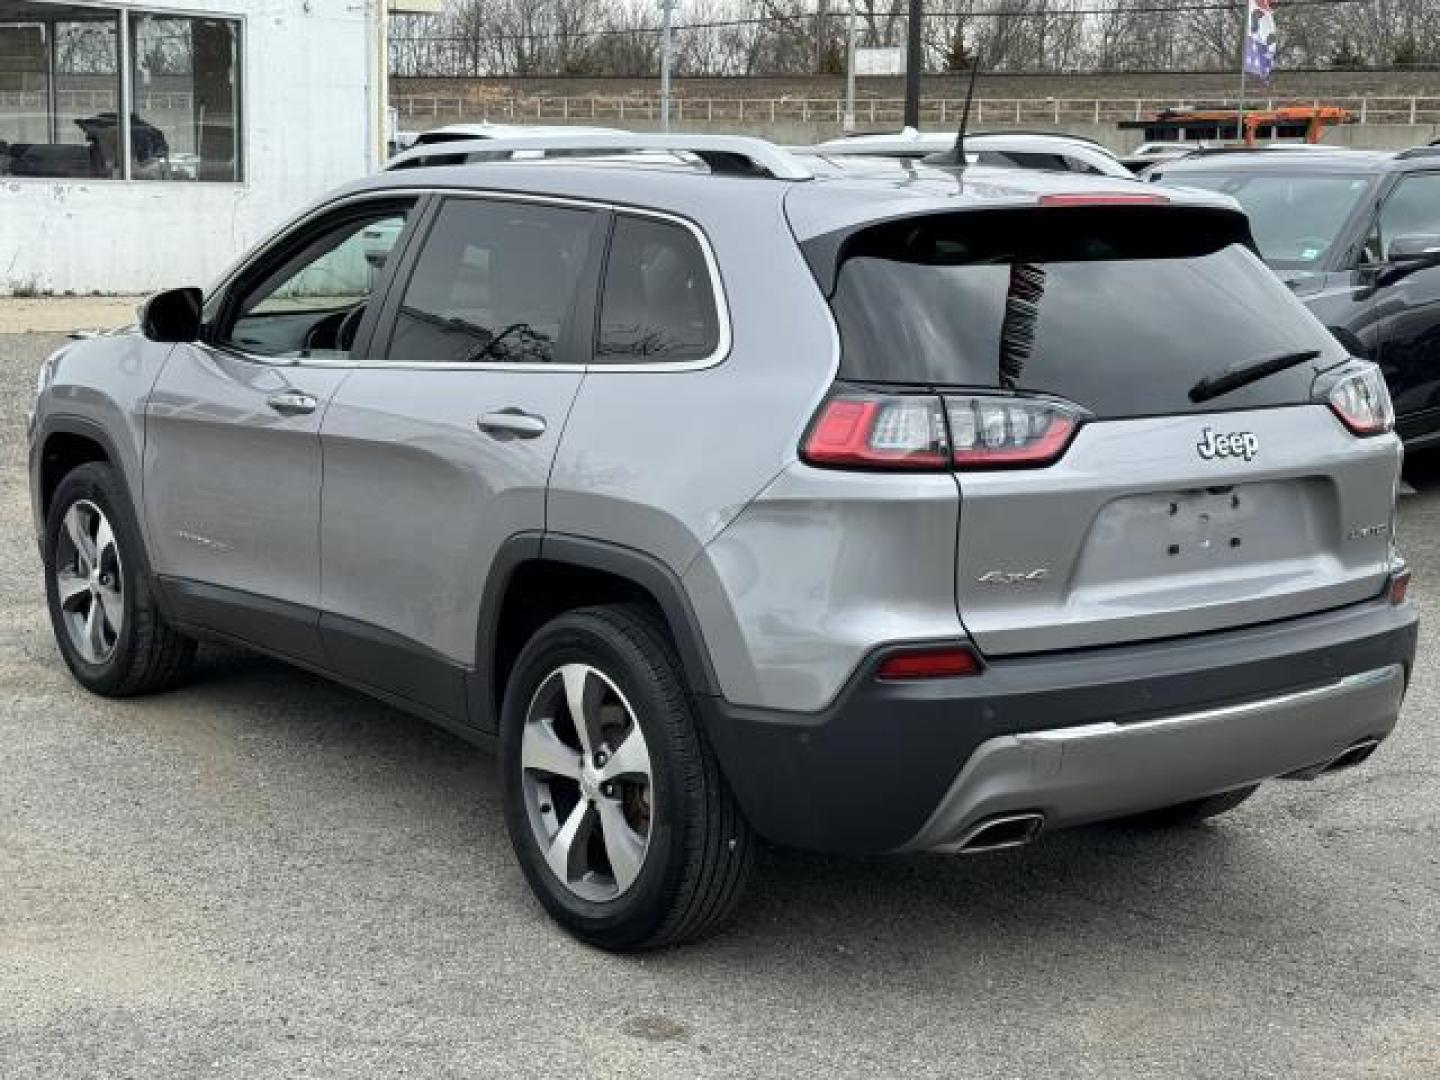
[903,0,922,130]
[843,3,857,133]
[659,0,676,132]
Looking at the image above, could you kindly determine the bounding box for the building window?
[130,14,241,181]
[0,2,242,182]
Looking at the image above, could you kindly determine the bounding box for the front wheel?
[500,605,754,951]
[44,462,194,696]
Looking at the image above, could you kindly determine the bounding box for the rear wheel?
[1122,785,1259,828]
[44,463,194,696]
[500,604,754,950]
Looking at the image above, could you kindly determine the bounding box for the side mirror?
[139,287,202,343]
[1386,233,1440,264]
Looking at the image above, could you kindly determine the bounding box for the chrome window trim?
[206,186,733,375]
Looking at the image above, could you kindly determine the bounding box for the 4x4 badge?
[1197,427,1259,462]
[978,569,1050,586]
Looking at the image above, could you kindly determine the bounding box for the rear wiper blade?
[1188,349,1321,404]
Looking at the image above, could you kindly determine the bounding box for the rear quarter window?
[594,215,720,364]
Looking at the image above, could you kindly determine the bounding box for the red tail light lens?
[1328,364,1394,436]
[875,645,982,680]
[802,392,949,470]
[803,389,1087,471]
[1389,567,1411,606]
[1038,192,1169,206]
[945,395,1086,468]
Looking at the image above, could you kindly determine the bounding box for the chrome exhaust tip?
[946,812,1045,855]
[1322,737,1381,775]
[1281,737,1384,781]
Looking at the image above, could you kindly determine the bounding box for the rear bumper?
[697,596,1417,854]
[901,663,1402,852]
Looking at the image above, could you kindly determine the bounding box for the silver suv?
[27,136,1418,950]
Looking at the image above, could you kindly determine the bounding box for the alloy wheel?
[54,499,124,665]
[520,663,654,903]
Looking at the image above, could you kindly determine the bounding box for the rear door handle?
[266,390,319,416]
[478,408,547,439]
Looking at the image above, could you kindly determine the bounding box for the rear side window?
[384,198,599,365]
[595,215,720,364]
[821,208,1348,419]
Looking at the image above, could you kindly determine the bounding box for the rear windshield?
[820,209,1348,418]
[1151,170,1375,272]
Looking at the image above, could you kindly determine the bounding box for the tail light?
[945,395,1086,468]
[875,645,982,680]
[803,389,1088,472]
[801,392,949,469]
[1038,192,1170,206]
[1328,364,1394,436]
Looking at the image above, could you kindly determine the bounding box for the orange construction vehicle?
[1119,104,1352,146]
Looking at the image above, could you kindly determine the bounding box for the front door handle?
[266,390,319,416]
[478,408,547,439]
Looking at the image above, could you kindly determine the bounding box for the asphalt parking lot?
[1,326,1437,1079]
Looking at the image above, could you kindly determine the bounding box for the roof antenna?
[931,56,982,167]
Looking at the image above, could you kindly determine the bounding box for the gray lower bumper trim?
[902,664,1406,853]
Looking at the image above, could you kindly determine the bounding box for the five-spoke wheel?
[501,605,754,951]
[520,662,654,901]
[44,462,194,696]
[53,499,124,665]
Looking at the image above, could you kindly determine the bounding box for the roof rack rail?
[385,134,814,181]
[1395,145,1440,160]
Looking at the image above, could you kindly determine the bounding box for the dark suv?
[1147,148,1440,448]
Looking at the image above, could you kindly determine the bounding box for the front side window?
[384,198,600,365]
[222,206,412,359]
[595,215,720,364]
[1376,173,1440,260]
[0,4,241,182]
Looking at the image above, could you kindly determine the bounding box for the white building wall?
[1,0,371,294]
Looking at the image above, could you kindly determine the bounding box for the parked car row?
[30,133,1416,950]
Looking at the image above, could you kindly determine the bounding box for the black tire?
[1122,784,1260,828]
[500,604,754,951]
[44,462,195,697]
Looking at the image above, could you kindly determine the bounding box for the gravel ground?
[2,325,1437,1079]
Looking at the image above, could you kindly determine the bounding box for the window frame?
[364,190,732,374]
[0,1,245,184]
[592,210,726,368]
[198,186,734,374]
[202,193,424,366]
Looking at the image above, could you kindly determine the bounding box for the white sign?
[855,47,906,77]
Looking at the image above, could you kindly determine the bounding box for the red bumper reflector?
[876,646,982,680]
[1389,569,1411,606]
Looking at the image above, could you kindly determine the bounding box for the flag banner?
[1243,0,1278,79]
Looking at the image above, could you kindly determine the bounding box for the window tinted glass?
[386,198,598,365]
[1154,171,1373,271]
[824,211,1346,419]
[1378,173,1440,255]
[224,207,410,359]
[596,215,719,364]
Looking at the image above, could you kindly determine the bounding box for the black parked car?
[1148,148,1440,448]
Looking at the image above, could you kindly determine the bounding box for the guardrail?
[394,94,1440,127]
